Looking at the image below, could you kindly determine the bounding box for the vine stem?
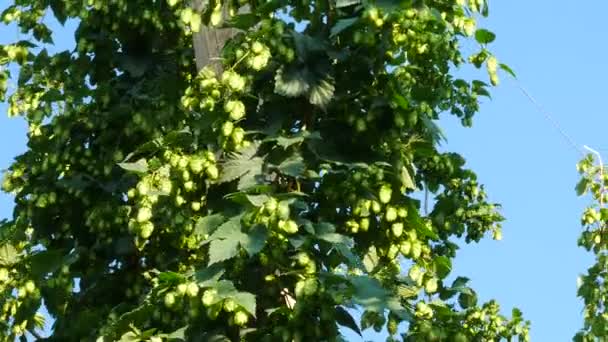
[230,50,251,71]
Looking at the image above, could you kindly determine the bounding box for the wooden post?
[191,1,243,74]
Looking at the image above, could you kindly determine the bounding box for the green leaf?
[0,243,19,266]
[158,271,185,285]
[392,93,409,110]
[335,306,362,336]
[240,225,268,256]
[233,292,257,317]
[499,63,517,78]
[225,13,258,30]
[335,243,363,269]
[195,214,225,237]
[220,147,264,184]
[292,32,327,58]
[376,0,402,11]
[330,18,358,37]
[28,249,65,276]
[475,29,496,44]
[215,280,239,298]
[208,215,242,241]
[274,67,312,97]
[434,256,452,279]
[278,155,306,177]
[308,77,335,108]
[421,117,447,144]
[349,275,410,319]
[451,277,470,291]
[49,0,68,25]
[275,130,322,149]
[117,159,148,173]
[118,332,138,342]
[208,238,240,265]
[195,264,225,287]
[576,178,589,196]
[317,232,353,245]
[164,326,187,341]
[458,289,478,309]
[246,194,270,207]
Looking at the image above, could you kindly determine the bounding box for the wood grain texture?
[191,1,246,73]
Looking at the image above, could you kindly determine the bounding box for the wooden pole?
[191,1,242,74]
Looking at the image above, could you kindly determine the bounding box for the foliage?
[575,154,608,341]
[0,0,529,341]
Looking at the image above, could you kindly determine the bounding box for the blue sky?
[1,1,606,341]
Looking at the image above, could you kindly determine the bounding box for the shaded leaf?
[275,130,321,149]
[278,155,306,177]
[331,18,358,38]
[309,77,335,108]
[165,326,188,341]
[225,13,258,30]
[28,249,65,277]
[335,306,362,336]
[458,289,478,309]
[195,214,225,237]
[292,32,326,59]
[421,116,447,144]
[240,225,268,256]
[49,0,68,25]
[195,264,225,287]
[434,256,452,279]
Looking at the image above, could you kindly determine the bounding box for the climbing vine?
[0,0,528,341]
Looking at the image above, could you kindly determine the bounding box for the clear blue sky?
[1,2,606,340]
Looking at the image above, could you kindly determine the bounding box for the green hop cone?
[379,184,392,204]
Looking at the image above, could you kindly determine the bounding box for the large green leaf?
[233,292,257,316]
[278,155,306,177]
[0,243,19,266]
[330,18,358,37]
[195,264,225,287]
[308,77,335,108]
[162,326,188,341]
[274,67,312,97]
[195,214,225,237]
[239,224,268,256]
[434,256,452,279]
[208,238,240,265]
